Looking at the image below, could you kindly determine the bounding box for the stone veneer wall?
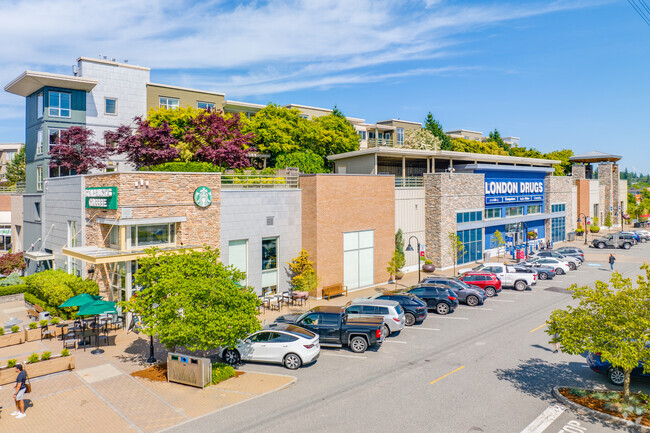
[598,163,621,226]
[83,172,221,295]
[571,165,586,179]
[545,175,575,238]
[424,173,484,269]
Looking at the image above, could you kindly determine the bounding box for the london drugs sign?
[85,187,118,209]
[484,179,544,204]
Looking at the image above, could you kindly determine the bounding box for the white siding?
[395,187,425,271]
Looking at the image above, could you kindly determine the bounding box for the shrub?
[0,252,26,275]
[50,317,60,325]
[275,150,326,173]
[39,319,48,328]
[212,362,236,384]
[11,325,19,333]
[27,353,39,364]
[0,328,4,336]
[0,283,28,297]
[424,259,433,265]
[575,227,585,234]
[589,226,601,233]
[25,270,99,319]
[28,322,37,330]
[0,272,23,286]
[41,351,51,361]
[7,359,16,368]
[143,161,221,172]
[61,348,70,357]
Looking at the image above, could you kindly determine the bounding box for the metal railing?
[395,177,423,188]
[221,174,299,189]
[367,138,394,148]
[0,182,25,193]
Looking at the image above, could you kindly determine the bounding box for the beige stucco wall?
[10,194,23,252]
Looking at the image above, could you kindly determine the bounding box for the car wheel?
[383,324,391,338]
[350,336,368,353]
[607,367,625,386]
[223,349,240,365]
[484,286,496,297]
[555,268,565,275]
[404,313,416,326]
[597,242,605,249]
[514,280,527,291]
[641,238,647,243]
[436,302,450,315]
[283,353,302,370]
[568,262,576,271]
[623,242,631,250]
[466,295,479,306]
[539,272,548,280]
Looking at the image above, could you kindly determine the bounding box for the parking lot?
[170,241,650,433]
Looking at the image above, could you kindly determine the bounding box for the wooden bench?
[322,283,348,300]
[27,304,44,320]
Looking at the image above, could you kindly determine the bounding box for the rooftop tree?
[49,126,111,173]
[5,146,25,185]
[312,109,360,164]
[105,117,179,169]
[424,112,452,150]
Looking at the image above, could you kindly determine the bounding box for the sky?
[1,0,649,173]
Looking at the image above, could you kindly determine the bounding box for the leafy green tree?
[547,265,650,402]
[605,212,612,228]
[286,249,319,294]
[423,113,451,150]
[312,111,360,163]
[487,129,509,152]
[447,232,465,275]
[386,250,405,284]
[25,270,99,319]
[275,150,326,173]
[449,138,509,155]
[493,230,505,257]
[544,149,574,176]
[123,247,260,351]
[403,129,441,151]
[395,229,406,267]
[5,146,25,185]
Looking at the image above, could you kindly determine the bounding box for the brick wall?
[301,174,394,297]
[575,179,591,224]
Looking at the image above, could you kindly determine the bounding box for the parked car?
[586,351,650,385]
[420,276,487,306]
[370,292,428,326]
[555,246,585,262]
[618,231,640,244]
[632,230,650,243]
[459,263,536,291]
[404,284,459,315]
[274,306,384,353]
[457,272,502,297]
[529,250,581,270]
[220,324,320,370]
[591,234,633,250]
[522,257,571,275]
[346,298,405,337]
[512,265,556,281]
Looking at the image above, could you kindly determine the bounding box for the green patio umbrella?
[76,300,117,355]
[58,293,103,308]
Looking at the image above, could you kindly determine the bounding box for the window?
[300,313,320,325]
[109,226,120,248]
[105,98,117,115]
[36,129,43,154]
[159,97,179,109]
[369,131,376,139]
[262,237,278,294]
[130,223,175,247]
[37,92,43,118]
[344,230,374,290]
[384,133,391,140]
[5,151,15,161]
[299,114,309,119]
[48,91,71,117]
[34,202,41,221]
[456,211,483,223]
[0,225,11,251]
[551,217,566,242]
[551,203,566,213]
[457,228,483,265]
[357,130,367,140]
[527,204,542,215]
[36,166,43,191]
[197,101,215,110]
[229,240,248,285]
[346,305,362,314]
[397,128,404,146]
[505,206,523,217]
[49,128,63,151]
[484,208,501,220]
[49,166,70,178]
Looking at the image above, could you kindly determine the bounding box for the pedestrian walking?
[609,253,616,271]
[11,364,27,419]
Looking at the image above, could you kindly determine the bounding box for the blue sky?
[1,0,649,172]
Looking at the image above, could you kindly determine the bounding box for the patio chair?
[281,291,294,307]
[63,333,76,350]
[113,315,124,330]
[41,324,55,341]
[258,295,270,312]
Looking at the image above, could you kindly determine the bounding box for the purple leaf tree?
[185,111,254,169]
[105,117,180,169]
[49,126,110,173]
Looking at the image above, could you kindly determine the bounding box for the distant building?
[0,142,23,183]
[446,129,483,141]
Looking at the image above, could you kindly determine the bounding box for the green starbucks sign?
[194,186,213,208]
[85,187,118,209]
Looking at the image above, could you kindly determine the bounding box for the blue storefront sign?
[484,178,544,204]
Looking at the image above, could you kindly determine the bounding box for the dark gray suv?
[420,277,486,307]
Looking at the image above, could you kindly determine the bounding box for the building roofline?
[77,56,150,71]
[147,82,225,97]
[376,119,422,126]
[4,70,98,96]
[446,129,483,135]
[223,100,266,109]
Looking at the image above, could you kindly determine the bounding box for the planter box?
[0,330,26,348]
[24,355,75,380]
[24,326,62,342]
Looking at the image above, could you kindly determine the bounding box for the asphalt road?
[169,243,650,433]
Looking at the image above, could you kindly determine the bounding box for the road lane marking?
[384,340,407,344]
[430,366,465,385]
[519,403,565,433]
[321,353,367,359]
[529,323,547,333]
[410,327,440,331]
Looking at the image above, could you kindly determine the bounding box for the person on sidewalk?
[11,364,27,419]
[609,253,616,271]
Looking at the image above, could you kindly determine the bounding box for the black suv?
[420,276,486,306]
[404,284,459,315]
[371,293,427,326]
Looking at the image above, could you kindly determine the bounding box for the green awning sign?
[86,187,117,209]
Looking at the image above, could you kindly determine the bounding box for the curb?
[552,386,650,432]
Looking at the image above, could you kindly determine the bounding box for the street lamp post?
[147,303,159,364]
[578,213,588,245]
[405,236,421,283]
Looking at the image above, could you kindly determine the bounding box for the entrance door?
[343,230,374,290]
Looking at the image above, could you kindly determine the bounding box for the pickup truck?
[591,234,633,250]
[273,305,384,353]
[459,262,536,291]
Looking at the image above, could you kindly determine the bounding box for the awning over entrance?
[62,245,203,264]
[24,251,55,261]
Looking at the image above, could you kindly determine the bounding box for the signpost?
[85,187,117,209]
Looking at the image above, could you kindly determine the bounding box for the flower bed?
[559,387,650,427]
[0,350,74,385]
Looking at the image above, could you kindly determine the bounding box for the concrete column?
[402,156,406,177]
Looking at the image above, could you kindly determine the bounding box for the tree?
[312,111,360,163]
[386,250,405,284]
[447,232,465,275]
[0,252,25,275]
[493,230,505,258]
[286,249,320,294]
[395,229,406,268]
[403,128,441,151]
[275,150,326,173]
[488,129,509,152]
[25,269,99,319]
[605,212,612,228]
[49,126,111,173]
[449,137,509,155]
[423,113,451,150]
[547,265,650,402]
[5,146,25,185]
[544,149,574,176]
[105,118,180,169]
[123,247,260,351]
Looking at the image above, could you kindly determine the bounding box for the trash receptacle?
[567,231,576,242]
[167,353,212,389]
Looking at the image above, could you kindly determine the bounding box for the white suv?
[345,299,405,337]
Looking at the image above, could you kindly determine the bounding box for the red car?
[458,272,502,297]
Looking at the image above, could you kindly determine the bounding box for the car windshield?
[471,264,484,271]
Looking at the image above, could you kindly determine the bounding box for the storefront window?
[457,228,483,265]
[0,225,11,251]
[130,223,175,248]
[551,217,566,242]
[527,204,542,215]
[505,206,523,217]
[229,240,248,285]
[484,208,501,219]
[343,230,374,290]
[109,226,119,248]
[262,237,278,294]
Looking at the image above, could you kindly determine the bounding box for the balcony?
[395,177,423,188]
[367,138,395,148]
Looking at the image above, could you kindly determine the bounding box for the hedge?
[141,161,221,172]
[0,284,28,297]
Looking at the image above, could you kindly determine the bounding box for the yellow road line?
[529,323,547,333]
[430,366,465,385]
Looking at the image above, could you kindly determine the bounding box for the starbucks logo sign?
[193,186,213,208]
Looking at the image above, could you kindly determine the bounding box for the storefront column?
[402,156,406,177]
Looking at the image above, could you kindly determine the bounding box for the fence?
[0,182,25,193]
[395,177,423,188]
[221,174,299,189]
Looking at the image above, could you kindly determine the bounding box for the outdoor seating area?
[257,290,309,313]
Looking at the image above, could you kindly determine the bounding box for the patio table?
[55,323,68,340]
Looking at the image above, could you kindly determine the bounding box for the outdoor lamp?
[405,244,414,252]
[405,236,421,283]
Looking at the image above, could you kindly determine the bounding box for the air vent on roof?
[266,216,274,226]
